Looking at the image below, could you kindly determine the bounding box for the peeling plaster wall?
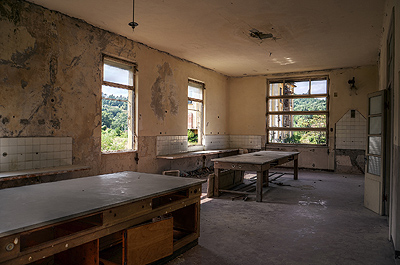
[228,66,379,171]
[0,0,229,176]
[379,0,400,253]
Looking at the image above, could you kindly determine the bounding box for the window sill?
[188,145,204,152]
[101,150,137,155]
[266,144,328,148]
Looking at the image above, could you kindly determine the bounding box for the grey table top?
[211,151,299,165]
[0,171,205,237]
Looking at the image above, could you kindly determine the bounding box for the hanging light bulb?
[128,0,138,31]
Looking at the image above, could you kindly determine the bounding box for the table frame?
[212,151,299,202]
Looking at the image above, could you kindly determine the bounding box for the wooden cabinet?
[99,198,199,265]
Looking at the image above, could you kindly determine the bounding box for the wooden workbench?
[0,171,205,265]
[212,151,299,202]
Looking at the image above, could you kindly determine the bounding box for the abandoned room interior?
[1,0,400,264]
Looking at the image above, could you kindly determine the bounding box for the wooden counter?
[0,171,205,265]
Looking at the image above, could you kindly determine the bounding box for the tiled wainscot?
[0,137,72,172]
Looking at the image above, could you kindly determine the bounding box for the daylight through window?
[101,57,135,152]
[267,77,328,145]
[188,80,204,145]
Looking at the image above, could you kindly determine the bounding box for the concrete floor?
[168,169,398,265]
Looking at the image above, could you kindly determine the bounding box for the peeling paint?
[21,79,27,89]
[2,117,9,125]
[20,119,29,125]
[0,0,23,25]
[335,149,365,174]
[50,118,60,129]
[0,20,36,68]
[150,62,179,120]
[49,55,58,85]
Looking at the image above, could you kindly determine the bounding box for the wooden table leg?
[214,168,221,197]
[256,171,263,202]
[294,156,298,180]
[263,170,269,187]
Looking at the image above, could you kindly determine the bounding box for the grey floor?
[168,169,398,265]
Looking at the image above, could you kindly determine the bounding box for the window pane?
[188,100,202,145]
[102,85,129,98]
[268,99,282,111]
[269,83,282,96]
[269,130,326,144]
[369,95,382,115]
[188,85,203,100]
[269,114,326,128]
[368,136,381,155]
[293,98,326,111]
[369,116,381,134]
[104,61,132,86]
[368,156,381,176]
[292,81,309,95]
[101,85,131,152]
[269,98,326,112]
[311,80,327,94]
[188,101,202,129]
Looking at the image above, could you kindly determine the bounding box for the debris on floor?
[180,166,214,179]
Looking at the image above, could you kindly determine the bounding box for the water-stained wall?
[0,0,230,176]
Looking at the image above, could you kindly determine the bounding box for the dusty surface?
[169,169,396,265]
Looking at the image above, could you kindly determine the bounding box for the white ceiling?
[29,0,385,76]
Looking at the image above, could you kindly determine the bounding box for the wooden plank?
[263,170,269,187]
[125,218,173,265]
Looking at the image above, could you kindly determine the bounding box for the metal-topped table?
[0,171,205,265]
[212,151,299,202]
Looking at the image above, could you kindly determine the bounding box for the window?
[188,80,204,145]
[101,57,135,152]
[267,77,328,145]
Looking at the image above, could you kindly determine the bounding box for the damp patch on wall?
[0,20,36,68]
[150,62,179,120]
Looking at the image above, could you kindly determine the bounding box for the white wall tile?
[336,110,366,150]
[0,137,73,172]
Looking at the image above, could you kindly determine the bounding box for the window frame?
[101,55,136,153]
[187,79,205,146]
[266,76,329,146]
